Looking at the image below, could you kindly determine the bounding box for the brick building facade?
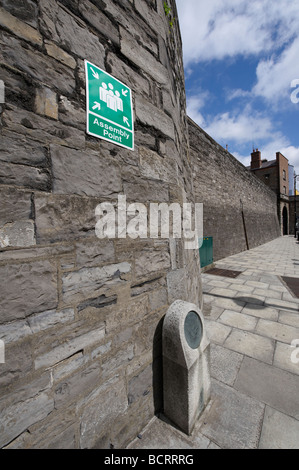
[249,150,290,235]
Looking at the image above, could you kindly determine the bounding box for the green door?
[199,237,213,268]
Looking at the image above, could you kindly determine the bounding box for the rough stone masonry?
[0,0,202,448]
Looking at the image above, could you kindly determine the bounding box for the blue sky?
[176,0,299,178]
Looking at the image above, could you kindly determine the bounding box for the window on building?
[283,170,286,180]
[283,186,287,194]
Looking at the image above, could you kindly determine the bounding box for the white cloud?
[176,0,299,66]
[176,0,299,174]
[204,109,273,145]
[253,37,299,103]
[187,98,299,174]
[186,94,208,127]
[226,89,252,102]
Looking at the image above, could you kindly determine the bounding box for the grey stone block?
[0,318,31,344]
[3,105,85,149]
[51,144,122,197]
[139,146,177,183]
[106,295,148,332]
[52,352,85,383]
[0,0,39,28]
[0,220,35,248]
[35,326,105,370]
[34,193,99,243]
[0,161,50,191]
[123,179,169,203]
[79,377,128,449]
[0,133,48,167]
[75,239,115,268]
[0,260,58,322]
[78,0,119,45]
[135,249,170,277]
[55,7,105,66]
[0,6,42,45]
[61,262,131,304]
[128,365,153,405]
[167,268,188,303]
[148,287,168,311]
[0,391,54,448]
[101,343,134,377]
[39,0,105,66]
[58,96,86,130]
[135,95,175,139]
[54,363,100,409]
[106,52,150,98]
[44,40,76,69]
[102,1,157,55]
[0,342,32,388]
[0,187,32,225]
[0,32,76,95]
[134,0,166,40]
[28,308,75,334]
[35,86,58,119]
[120,27,168,85]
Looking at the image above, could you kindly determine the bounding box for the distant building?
[289,195,299,235]
[248,149,289,235]
[289,164,295,195]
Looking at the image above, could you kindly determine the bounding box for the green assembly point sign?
[85,60,134,150]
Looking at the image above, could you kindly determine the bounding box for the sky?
[176,0,299,182]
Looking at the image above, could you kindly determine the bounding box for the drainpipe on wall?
[240,199,249,250]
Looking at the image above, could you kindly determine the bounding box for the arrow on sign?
[122,89,128,97]
[123,116,130,127]
[90,67,100,79]
[92,102,101,111]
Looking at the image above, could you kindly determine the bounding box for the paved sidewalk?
[128,236,299,449]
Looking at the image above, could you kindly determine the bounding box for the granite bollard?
[163,300,211,435]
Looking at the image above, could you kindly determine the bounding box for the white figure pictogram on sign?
[99,82,124,112]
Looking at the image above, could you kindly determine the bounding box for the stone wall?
[188,118,281,262]
[0,0,201,448]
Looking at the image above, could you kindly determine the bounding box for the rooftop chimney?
[251,148,262,170]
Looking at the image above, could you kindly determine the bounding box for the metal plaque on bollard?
[162,300,211,435]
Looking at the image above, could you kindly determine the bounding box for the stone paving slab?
[127,416,212,450]
[224,329,275,364]
[235,357,299,420]
[128,237,299,450]
[259,406,299,449]
[199,379,265,449]
[210,344,243,386]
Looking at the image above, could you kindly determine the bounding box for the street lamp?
[294,174,299,238]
